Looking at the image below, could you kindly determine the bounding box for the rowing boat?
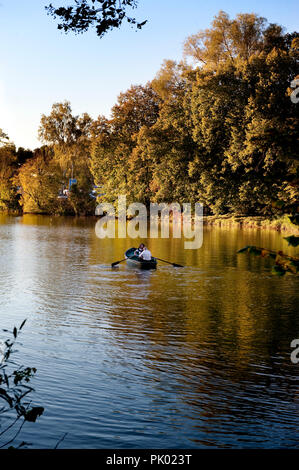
[125,247,157,270]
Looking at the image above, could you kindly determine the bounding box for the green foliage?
[0,321,44,448]
[68,181,96,215]
[0,143,20,212]
[183,11,267,68]
[17,147,62,214]
[90,84,161,205]
[238,168,299,275]
[187,19,298,214]
[272,265,287,276]
[284,235,299,247]
[38,101,93,177]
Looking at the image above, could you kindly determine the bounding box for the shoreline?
[1,211,298,234]
[201,215,299,234]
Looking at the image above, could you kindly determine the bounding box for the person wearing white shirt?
[139,247,152,261]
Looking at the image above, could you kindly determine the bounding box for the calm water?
[0,214,298,449]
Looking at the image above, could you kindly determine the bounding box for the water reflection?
[0,214,298,448]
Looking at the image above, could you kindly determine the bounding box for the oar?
[111,258,127,268]
[155,257,184,268]
[112,254,138,268]
[112,255,184,268]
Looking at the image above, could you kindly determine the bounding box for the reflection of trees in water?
[97,229,299,393]
[101,259,299,438]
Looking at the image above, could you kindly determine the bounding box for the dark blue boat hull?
[125,248,157,270]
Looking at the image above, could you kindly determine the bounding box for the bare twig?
[54,432,68,449]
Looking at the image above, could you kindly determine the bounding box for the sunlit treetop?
[46,0,147,37]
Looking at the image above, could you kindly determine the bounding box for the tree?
[16,148,34,166]
[38,101,96,214]
[46,0,146,37]
[17,147,62,214]
[126,62,197,205]
[184,13,299,215]
[183,11,267,70]
[0,142,20,212]
[39,101,84,171]
[110,84,161,143]
[68,181,96,215]
[90,83,161,204]
[39,102,93,173]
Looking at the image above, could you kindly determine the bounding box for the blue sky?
[0,0,297,149]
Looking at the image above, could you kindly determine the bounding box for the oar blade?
[111,258,125,268]
[156,257,184,267]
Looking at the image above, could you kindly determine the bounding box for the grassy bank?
[202,215,299,234]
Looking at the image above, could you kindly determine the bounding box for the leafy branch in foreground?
[238,195,299,276]
[0,320,44,448]
[46,0,147,37]
[237,245,299,276]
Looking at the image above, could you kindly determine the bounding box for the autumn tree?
[0,142,20,212]
[90,83,161,204]
[127,61,197,205]
[184,12,299,214]
[39,101,91,173]
[16,147,34,166]
[38,101,96,214]
[183,11,267,69]
[16,147,62,213]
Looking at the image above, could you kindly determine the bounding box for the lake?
[0,214,298,448]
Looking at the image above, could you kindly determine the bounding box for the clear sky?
[0,0,297,149]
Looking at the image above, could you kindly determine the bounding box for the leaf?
[288,214,299,226]
[272,200,285,209]
[19,319,27,330]
[249,246,262,256]
[0,388,13,406]
[272,265,286,276]
[24,406,44,422]
[17,442,28,449]
[284,235,299,247]
[288,262,298,274]
[261,249,270,258]
[237,245,250,253]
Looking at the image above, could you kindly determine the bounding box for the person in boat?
[139,246,152,261]
[134,243,145,256]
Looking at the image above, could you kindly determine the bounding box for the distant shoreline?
[201,215,299,234]
[1,211,298,235]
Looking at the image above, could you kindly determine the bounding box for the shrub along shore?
[202,215,299,234]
